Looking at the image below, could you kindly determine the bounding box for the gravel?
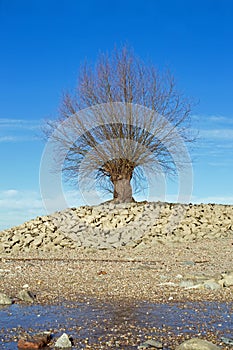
[1,237,232,304]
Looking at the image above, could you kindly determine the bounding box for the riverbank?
[1,237,232,305]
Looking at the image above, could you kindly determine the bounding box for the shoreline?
[1,237,232,305]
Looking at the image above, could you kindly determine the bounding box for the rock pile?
[0,201,232,253]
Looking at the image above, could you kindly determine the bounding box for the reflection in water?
[0,300,232,349]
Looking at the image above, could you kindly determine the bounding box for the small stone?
[176,337,221,349]
[220,336,233,345]
[18,332,51,349]
[181,260,195,266]
[179,280,195,288]
[17,290,36,303]
[203,280,221,290]
[138,339,163,349]
[134,241,146,250]
[222,271,233,287]
[54,333,72,348]
[97,270,107,275]
[0,292,12,305]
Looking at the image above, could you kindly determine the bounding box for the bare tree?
[45,46,194,203]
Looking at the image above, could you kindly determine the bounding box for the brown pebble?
[17,333,51,349]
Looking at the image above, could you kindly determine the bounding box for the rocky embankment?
[1,202,233,350]
[0,201,232,253]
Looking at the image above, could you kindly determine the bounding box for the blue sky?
[0,0,233,230]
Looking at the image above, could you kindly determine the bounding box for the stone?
[138,339,163,348]
[1,202,233,252]
[33,237,43,247]
[17,290,36,303]
[220,336,233,346]
[181,260,195,266]
[106,233,120,244]
[134,241,147,250]
[18,332,51,349]
[0,292,12,305]
[98,242,112,250]
[54,333,72,348]
[176,338,221,349]
[0,268,10,274]
[221,271,233,287]
[203,280,221,290]
[179,280,196,288]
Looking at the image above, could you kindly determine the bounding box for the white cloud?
[0,189,44,210]
[0,188,89,231]
[192,114,233,142]
[0,136,16,142]
[0,118,41,143]
[199,129,233,140]
[2,189,19,197]
[0,118,41,130]
[207,161,233,167]
[0,135,40,143]
[0,189,46,231]
[192,114,233,124]
[207,115,233,124]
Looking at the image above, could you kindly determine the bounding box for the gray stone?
[106,233,120,244]
[138,339,163,348]
[220,336,233,346]
[54,333,72,348]
[17,290,35,303]
[98,242,112,250]
[203,280,221,290]
[131,241,145,250]
[222,271,233,287]
[0,292,12,305]
[1,202,233,252]
[111,241,124,248]
[181,260,195,266]
[176,338,220,350]
[33,236,43,247]
[179,280,196,288]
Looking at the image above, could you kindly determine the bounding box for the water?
[0,300,232,349]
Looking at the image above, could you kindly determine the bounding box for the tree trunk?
[112,177,134,203]
[102,158,135,203]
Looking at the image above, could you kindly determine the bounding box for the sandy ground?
[0,237,232,304]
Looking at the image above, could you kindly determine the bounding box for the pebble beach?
[1,237,233,304]
[0,202,233,349]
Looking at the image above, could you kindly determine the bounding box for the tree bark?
[102,158,135,203]
[112,177,134,203]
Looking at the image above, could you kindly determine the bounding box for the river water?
[0,300,232,349]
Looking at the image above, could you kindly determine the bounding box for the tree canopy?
[45,46,194,203]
